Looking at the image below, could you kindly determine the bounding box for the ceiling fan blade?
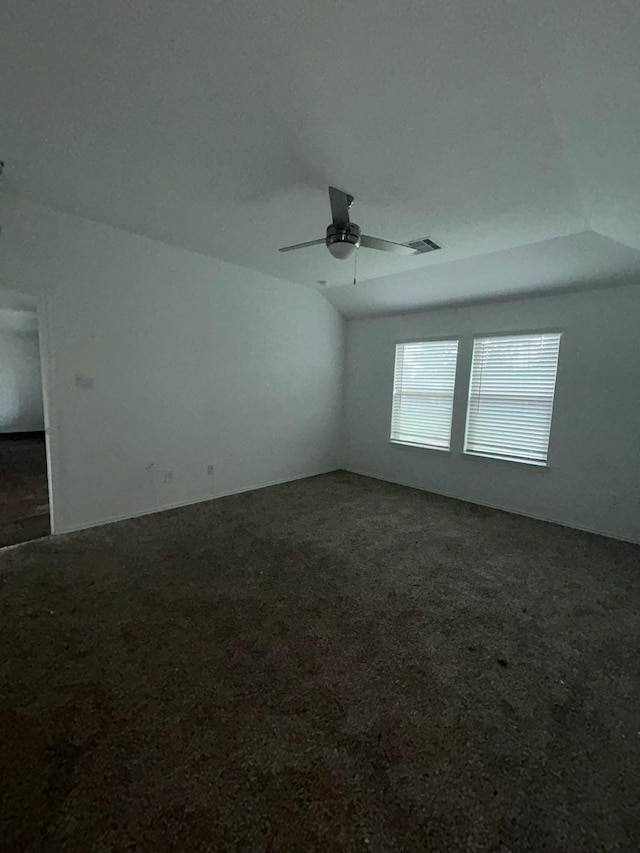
[328,186,353,227]
[278,238,325,253]
[360,234,417,255]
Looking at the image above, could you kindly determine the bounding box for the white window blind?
[390,340,459,449]
[464,332,562,465]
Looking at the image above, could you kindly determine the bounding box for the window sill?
[389,439,451,452]
[462,451,549,469]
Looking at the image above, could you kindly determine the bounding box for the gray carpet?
[1,471,639,851]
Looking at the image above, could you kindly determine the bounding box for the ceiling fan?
[279,186,417,260]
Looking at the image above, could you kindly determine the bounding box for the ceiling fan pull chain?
[353,249,357,286]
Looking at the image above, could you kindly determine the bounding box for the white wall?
[0,196,344,534]
[344,284,640,543]
[0,308,45,432]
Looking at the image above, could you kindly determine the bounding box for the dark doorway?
[0,432,50,548]
[0,293,51,548]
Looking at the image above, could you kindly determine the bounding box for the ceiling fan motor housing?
[326,222,361,260]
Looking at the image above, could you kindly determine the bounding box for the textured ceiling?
[329,232,640,318]
[1,0,639,315]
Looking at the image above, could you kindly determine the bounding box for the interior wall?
[344,284,640,543]
[0,308,45,432]
[0,196,344,534]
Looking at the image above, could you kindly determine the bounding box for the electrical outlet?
[207,464,214,476]
[164,470,174,483]
[75,374,94,389]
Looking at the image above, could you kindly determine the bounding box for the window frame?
[389,336,460,452]
[462,328,563,467]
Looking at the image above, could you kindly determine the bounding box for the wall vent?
[405,237,441,254]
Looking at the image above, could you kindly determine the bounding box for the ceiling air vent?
[404,237,441,254]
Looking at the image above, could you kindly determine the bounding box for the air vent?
[404,237,441,254]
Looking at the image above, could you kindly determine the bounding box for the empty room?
[1,1,639,850]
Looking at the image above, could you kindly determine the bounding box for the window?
[464,332,562,465]
[390,340,459,450]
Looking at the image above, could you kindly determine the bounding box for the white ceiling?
[1,0,639,316]
[330,231,640,318]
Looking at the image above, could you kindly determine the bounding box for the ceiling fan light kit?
[326,222,361,259]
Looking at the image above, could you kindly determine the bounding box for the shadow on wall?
[0,291,44,433]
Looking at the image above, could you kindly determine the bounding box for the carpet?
[1,471,639,850]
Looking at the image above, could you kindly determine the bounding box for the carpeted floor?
[1,471,639,851]
[0,434,50,548]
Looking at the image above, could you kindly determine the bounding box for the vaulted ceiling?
[2,0,639,316]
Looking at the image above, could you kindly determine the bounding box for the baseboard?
[54,468,339,536]
[343,467,640,545]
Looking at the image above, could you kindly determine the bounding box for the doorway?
[0,291,51,547]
